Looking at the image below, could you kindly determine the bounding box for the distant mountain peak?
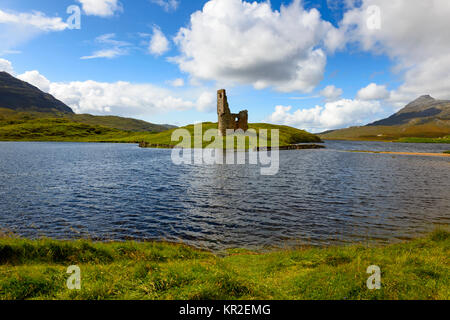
[408,95,435,105]
[417,94,434,100]
[367,94,450,126]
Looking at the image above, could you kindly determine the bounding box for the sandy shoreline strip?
[348,151,450,157]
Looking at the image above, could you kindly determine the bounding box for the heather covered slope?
[320,95,450,141]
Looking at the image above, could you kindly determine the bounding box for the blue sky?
[0,0,448,131]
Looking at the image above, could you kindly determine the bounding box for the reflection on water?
[0,141,449,251]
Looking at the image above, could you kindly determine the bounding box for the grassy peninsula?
[0,230,448,300]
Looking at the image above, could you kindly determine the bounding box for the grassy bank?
[0,230,448,300]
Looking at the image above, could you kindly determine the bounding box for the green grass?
[444,151,450,154]
[0,230,448,300]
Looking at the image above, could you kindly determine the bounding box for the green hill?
[320,95,450,142]
[67,114,176,133]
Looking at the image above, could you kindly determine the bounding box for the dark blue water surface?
[0,141,449,251]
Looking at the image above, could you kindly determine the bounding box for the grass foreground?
[0,230,448,300]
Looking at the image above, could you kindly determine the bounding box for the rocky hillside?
[0,72,73,114]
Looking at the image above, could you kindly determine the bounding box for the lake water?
[0,141,449,251]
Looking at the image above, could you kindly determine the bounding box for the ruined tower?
[217,89,248,136]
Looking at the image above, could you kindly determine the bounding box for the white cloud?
[195,91,215,112]
[149,26,170,56]
[319,85,343,101]
[340,0,450,105]
[17,70,51,92]
[81,33,130,59]
[77,0,122,17]
[0,58,14,74]
[172,0,339,93]
[267,99,382,132]
[167,78,185,87]
[357,83,389,101]
[0,9,68,31]
[150,0,180,12]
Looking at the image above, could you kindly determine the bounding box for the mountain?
[368,95,450,126]
[319,95,450,141]
[0,72,74,114]
[0,72,176,133]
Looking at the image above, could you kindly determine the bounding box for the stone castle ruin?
[217,89,248,136]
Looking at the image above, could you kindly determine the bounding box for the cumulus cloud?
[81,33,130,59]
[340,0,450,104]
[357,83,389,101]
[17,70,51,92]
[149,26,170,56]
[319,85,343,101]
[77,0,123,17]
[267,99,382,132]
[172,0,339,93]
[0,58,14,74]
[150,0,180,12]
